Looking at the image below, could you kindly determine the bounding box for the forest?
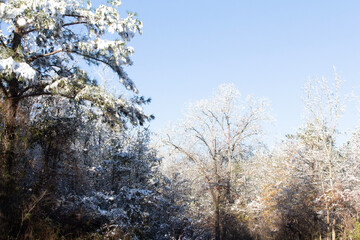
[0,0,359,239]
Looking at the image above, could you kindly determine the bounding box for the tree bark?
[0,95,20,235]
[214,194,221,240]
[4,99,19,173]
[331,219,336,240]
[209,186,221,240]
[212,152,221,240]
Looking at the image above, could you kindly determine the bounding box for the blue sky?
[116,0,360,142]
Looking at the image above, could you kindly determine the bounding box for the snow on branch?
[0,57,36,81]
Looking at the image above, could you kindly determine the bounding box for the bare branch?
[191,126,216,159]
[28,49,66,62]
[71,51,110,67]
[165,134,212,183]
[62,21,87,28]
[0,36,7,49]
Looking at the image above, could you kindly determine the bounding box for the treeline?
[0,96,190,239]
[158,81,360,240]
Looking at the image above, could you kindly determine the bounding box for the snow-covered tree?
[301,74,344,240]
[246,73,350,240]
[160,84,269,240]
[0,0,151,126]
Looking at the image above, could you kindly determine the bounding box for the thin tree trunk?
[320,169,331,240]
[214,195,221,240]
[213,153,221,240]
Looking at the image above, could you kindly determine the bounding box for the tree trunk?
[331,219,336,240]
[212,152,221,240]
[214,195,221,240]
[210,186,221,240]
[0,96,20,235]
[2,97,19,177]
[326,204,331,240]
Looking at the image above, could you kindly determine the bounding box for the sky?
[114,0,360,144]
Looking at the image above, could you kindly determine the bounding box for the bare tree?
[160,84,269,240]
[302,72,344,240]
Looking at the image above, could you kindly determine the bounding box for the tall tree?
[161,84,269,240]
[302,74,343,240]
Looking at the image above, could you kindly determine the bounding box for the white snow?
[0,57,37,81]
[16,17,26,27]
